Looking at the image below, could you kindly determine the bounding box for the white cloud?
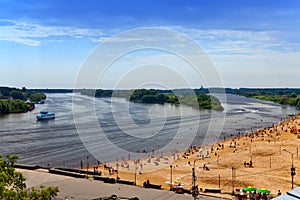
[0,19,104,46]
[0,19,297,57]
[172,26,298,55]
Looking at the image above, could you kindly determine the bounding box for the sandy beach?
[93,115,300,197]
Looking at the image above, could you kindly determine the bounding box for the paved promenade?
[18,169,225,200]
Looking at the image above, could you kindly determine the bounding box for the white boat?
[37,100,45,104]
[36,111,55,120]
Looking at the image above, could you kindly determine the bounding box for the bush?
[0,154,59,199]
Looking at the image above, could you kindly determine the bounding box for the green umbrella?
[243,186,256,192]
[257,188,271,194]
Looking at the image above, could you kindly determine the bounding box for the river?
[0,93,298,168]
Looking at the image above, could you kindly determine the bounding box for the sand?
[93,115,300,197]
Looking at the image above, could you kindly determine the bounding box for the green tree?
[141,95,158,103]
[0,101,10,114]
[156,93,168,104]
[9,91,26,101]
[21,87,27,92]
[29,93,46,103]
[0,154,59,199]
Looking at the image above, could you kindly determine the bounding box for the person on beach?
[278,190,281,196]
[256,192,261,200]
[249,191,255,200]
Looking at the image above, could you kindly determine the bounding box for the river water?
[0,93,298,168]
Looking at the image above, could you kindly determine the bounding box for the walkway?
[19,169,226,200]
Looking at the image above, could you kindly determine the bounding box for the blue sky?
[1,0,300,88]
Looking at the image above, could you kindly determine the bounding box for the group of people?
[237,190,271,200]
[143,179,150,188]
[251,192,271,200]
[236,189,282,200]
[244,160,253,168]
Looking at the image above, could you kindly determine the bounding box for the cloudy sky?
[1,0,300,89]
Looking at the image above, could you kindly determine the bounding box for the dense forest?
[225,88,300,109]
[28,88,73,93]
[0,87,46,114]
[80,88,224,111]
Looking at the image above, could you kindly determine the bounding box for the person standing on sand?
[249,191,255,200]
[278,190,281,196]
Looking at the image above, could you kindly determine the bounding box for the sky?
[0,0,300,89]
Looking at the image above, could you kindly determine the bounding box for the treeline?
[226,88,300,109]
[80,88,223,111]
[0,87,46,102]
[225,88,300,96]
[28,89,73,93]
[130,89,170,104]
[80,89,113,97]
[179,93,224,111]
[0,87,46,114]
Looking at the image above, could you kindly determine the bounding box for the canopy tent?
[273,194,299,200]
[243,186,256,192]
[273,187,300,200]
[256,188,270,194]
[287,187,300,198]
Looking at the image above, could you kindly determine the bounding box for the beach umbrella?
[257,188,271,194]
[243,186,256,192]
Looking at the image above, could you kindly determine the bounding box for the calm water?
[0,93,298,168]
